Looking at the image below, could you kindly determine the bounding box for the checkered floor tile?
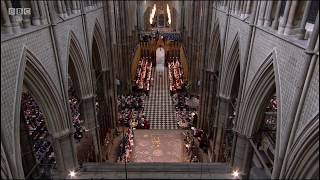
[144,68,178,130]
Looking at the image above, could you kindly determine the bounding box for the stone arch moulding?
[220,32,240,98]
[235,49,282,177]
[13,47,70,179]
[66,31,92,97]
[1,141,13,179]
[236,49,281,137]
[92,19,107,71]
[284,114,319,179]
[207,20,221,72]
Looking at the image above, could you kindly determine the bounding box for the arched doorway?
[156,47,165,72]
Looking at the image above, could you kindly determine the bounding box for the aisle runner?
[143,68,178,129]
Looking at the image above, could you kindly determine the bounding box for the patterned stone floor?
[143,68,178,129]
[132,130,186,163]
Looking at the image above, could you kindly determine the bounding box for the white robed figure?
[156,47,165,72]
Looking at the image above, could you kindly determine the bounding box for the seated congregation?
[117,94,150,129]
[134,56,153,94]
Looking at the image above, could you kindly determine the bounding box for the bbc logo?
[8,8,31,15]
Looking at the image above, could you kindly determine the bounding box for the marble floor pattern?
[132,130,186,162]
[143,68,178,129]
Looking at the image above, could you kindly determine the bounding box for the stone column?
[235,0,240,15]
[297,1,312,39]
[101,71,111,129]
[241,138,254,179]
[216,97,233,161]
[37,1,47,24]
[1,0,13,34]
[76,0,81,12]
[272,1,282,30]
[214,126,223,161]
[240,1,246,18]
[232,134,253,178]
[52,130,79,177]
[5,0,21,33]
[29,0,41,25]
[71,0,77,13]
[231,1,235,14]
[284,0,299,35]
[65,0,72,16]
[80,95,102,162]
[245,1,251,15]
[205,74,213,131]
[19,1,31,28]
[263,1,273,27]
[257,0,267,26]
[278,0,292,34]
[307,12,319,50]
[240,0,244,16]
[61,0,68,18]
[249,1,259,23]
[56,1,63,15]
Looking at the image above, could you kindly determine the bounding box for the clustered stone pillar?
[56,1,63,16]
[61,1,68,18]
[80,95,102,162]
[65,1,72,16]
[1,0,13,34]
[20,0,31,28]
[71,1,77,13]
[284,0,299,35]
[272,1,282,30]
[52,130,79,177]
[1,0,50,34]
[297,1,312,39]
[30,0,41,25]
[5,0,21,33]
[278,0,292,34]
[257,1,267,26]
[264,1,273,27]
[55,0,81,18]
[245,1,251,16]
[37,1,47,25]
[231,134,254,179]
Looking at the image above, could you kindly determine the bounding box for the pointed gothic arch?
[285,114,319,179]
[1,141,13,179]
[237,50,281,137]
[13,47,72,179]
[206,21,222,71]
[66,31,92,98]
[91,20,108,71]
[199,20,222,134]
[233,50,281,178]
[221,33,241,97]
[91,20,114,155]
